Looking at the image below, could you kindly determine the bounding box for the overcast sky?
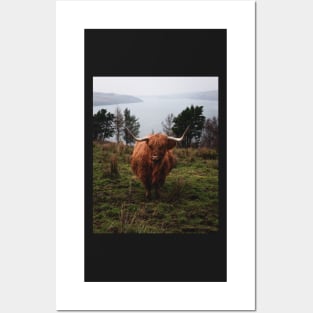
[93,77,218,96]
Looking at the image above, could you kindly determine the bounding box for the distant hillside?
[93,92,143,106]
[159,90,218,101]
[187,90,218,100]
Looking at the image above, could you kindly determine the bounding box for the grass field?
[93,141,219,233]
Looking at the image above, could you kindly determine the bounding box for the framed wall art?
[56,1,255,310]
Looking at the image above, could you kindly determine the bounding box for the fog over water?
[93,77,218,139]
[93,96,218,137]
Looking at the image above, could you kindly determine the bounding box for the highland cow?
[126,126,189,199]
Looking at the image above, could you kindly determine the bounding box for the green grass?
[93,141,219,233]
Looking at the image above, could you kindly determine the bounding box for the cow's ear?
[167,139,176,150]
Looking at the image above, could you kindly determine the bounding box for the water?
[93,96,218,138]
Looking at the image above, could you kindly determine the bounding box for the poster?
[57,1,255,310]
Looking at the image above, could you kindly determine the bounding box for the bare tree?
[162,113,175,136]
[114,107,124,143]
[200,116,218,150]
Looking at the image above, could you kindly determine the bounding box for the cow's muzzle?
[151,155,160,161]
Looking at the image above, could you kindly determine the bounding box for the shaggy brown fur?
[131,133,177,199]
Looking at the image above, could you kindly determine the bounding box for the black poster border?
[85,29,227,282]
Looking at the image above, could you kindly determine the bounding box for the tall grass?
[93,142,219,233]
[110,154,119,177]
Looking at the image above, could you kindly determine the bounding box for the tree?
[162,113,175,136]
[113,107,124,143]
[92,109,115,140]
[123,108,140,145]
[172,105,205,147]
[200,116,219,150]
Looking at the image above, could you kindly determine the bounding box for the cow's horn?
[167,125,190,142]
[124,127,149,142]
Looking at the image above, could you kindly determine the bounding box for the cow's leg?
[155,177,165,199]
[145,188,152,200]
[155,186,160,199]
[142,177,152,200]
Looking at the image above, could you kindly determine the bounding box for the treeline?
[93,108,140,144]
[162,105,218,150]
[93,105,218,150]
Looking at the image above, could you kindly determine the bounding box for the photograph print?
[93,77,219,234]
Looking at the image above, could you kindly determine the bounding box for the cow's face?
[147,134,176,162]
